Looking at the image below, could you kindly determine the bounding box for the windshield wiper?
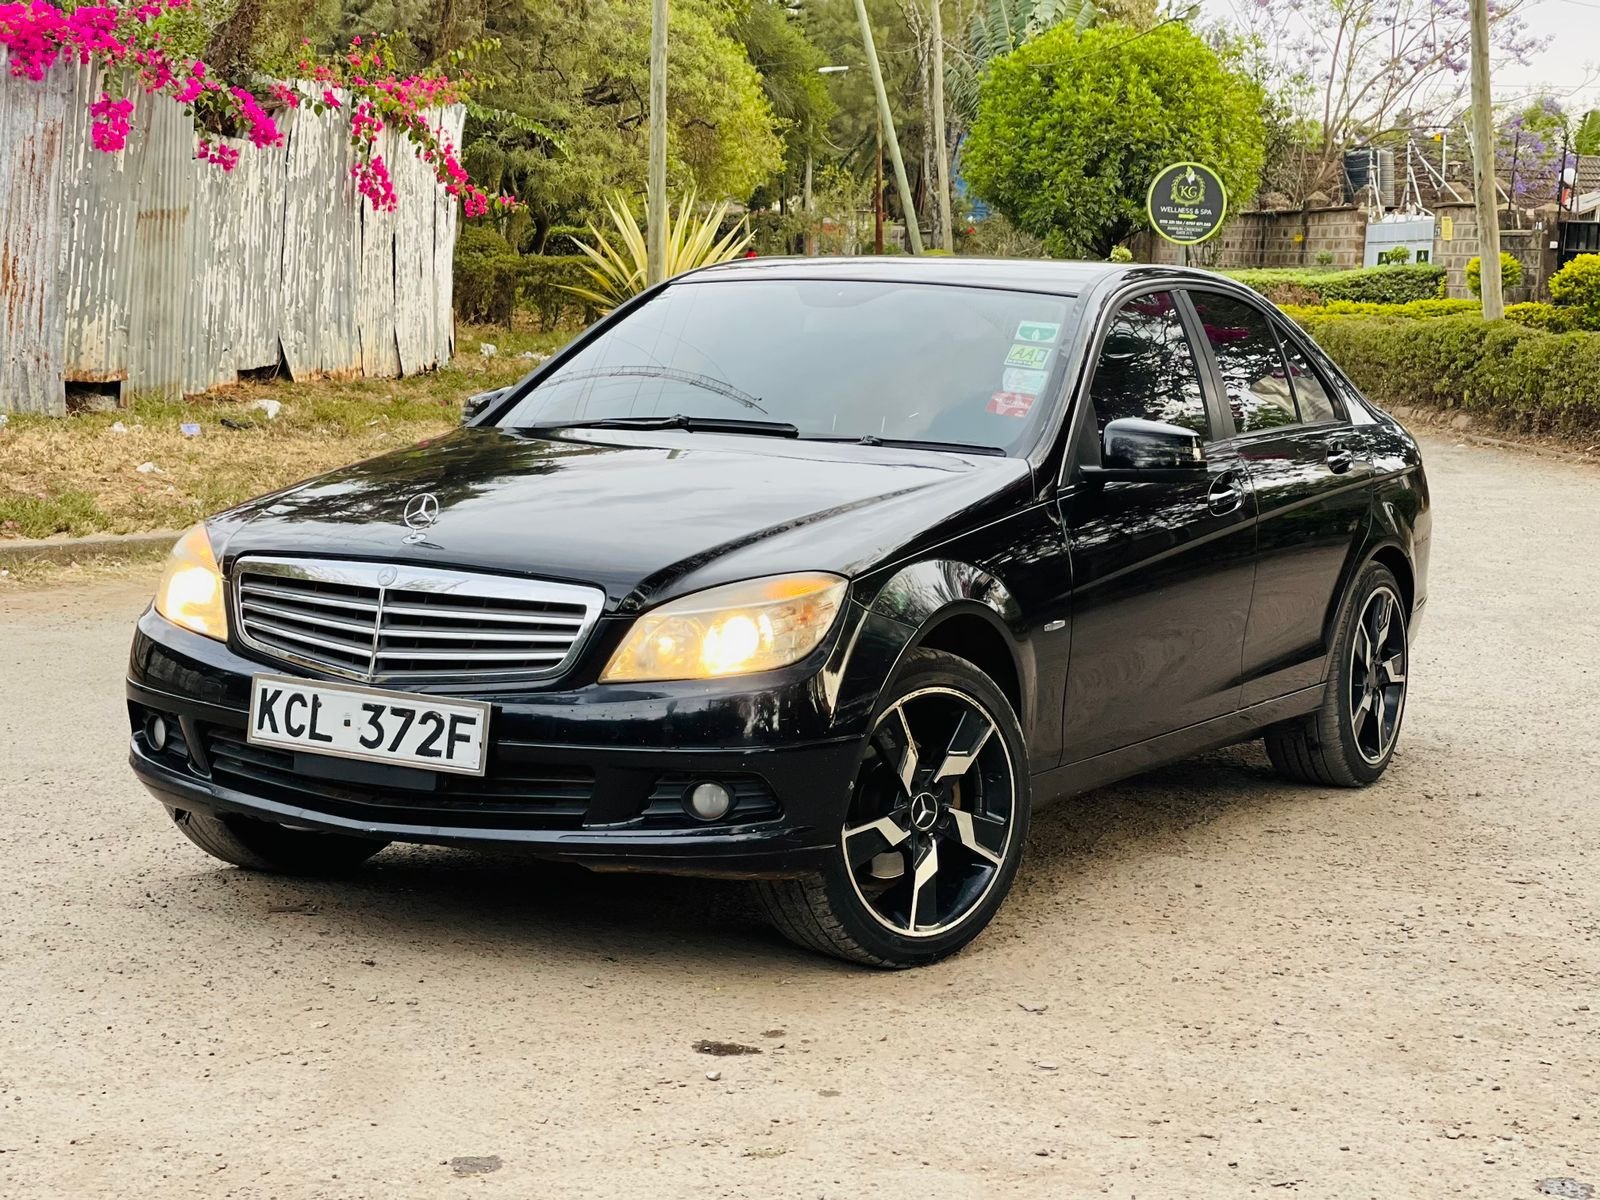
[544,366,767,412]
[807,434,1007,457]
[517,414,800,438]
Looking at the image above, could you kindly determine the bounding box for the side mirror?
[462,386,509,425]
[1101,417,1205,471]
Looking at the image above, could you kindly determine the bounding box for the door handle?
[1326,436,1361,474]
[1207,470,1245,516]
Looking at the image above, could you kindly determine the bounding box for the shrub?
[1108,245,1134,263]
[1299,315,1600,436]
[452,232,598,329]
[1314,251,1335,268]
[1279,299,1477,320]
[1547,254,1600,326]
[1378,246,1412,265]
[453,226,521,325]
[1504,301,1588,333]
[1227,264,1445,305]
[1466,252,1523,297]
[519,257,599,330]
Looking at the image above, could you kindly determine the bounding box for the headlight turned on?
[601,572,847,683]
[153,523,228,641]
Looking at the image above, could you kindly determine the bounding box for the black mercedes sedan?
[128,258,1430,967]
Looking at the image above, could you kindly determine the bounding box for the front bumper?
[127,607,882,877]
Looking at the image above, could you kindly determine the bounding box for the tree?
[962,20,1266,257]
[1219,0,1541,200]
[457,0,783,244]
[1497,97,1568,208]
[1577,111,1600,158]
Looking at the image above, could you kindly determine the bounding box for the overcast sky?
[1199,0,1600,117]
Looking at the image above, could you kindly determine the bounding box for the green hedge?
[1227,264,1446,306]
[1282,298,1593,333]
[453,229,598,328]
[1300,315,1600,436]
[1280,299,1477,320]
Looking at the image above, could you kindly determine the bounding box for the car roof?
[684,257,1261,300]
[683,255,1160,295]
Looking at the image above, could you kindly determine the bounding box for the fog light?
[145,713,169,753]
[685,781,734,822]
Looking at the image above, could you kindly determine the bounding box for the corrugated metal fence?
[1,54,461,415]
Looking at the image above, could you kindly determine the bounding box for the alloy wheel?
[841,686,1017,938]
[1348,584,1407,765]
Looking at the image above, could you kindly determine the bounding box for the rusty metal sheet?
[59,58,135,388]
[3,64,460,412]
[0,49,70,416]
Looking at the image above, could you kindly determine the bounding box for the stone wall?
[1132,199,1554,301]
[1134,206,1369,269]
[1431,201,1546,301]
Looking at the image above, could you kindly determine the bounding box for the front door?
[1058,291,1259,763]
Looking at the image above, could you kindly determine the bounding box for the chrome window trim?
[230,556,605,686]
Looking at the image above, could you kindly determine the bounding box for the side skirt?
[1031,684,1325,805]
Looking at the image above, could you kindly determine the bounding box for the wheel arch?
[855,558,1033,736]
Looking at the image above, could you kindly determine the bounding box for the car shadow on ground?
[163,740,1307,971]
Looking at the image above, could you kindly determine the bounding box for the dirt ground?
[2,433,1597,1199]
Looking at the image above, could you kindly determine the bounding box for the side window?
[1275,327,1340,423]
[1087,292,1209,441]
[1190,292,1295,433]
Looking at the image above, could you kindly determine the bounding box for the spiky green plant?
[564,192,753,312]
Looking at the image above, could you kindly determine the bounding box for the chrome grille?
[232,557,604,684]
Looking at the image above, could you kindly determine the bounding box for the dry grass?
[0,324,572,541]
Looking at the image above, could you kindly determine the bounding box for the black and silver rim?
[1349,585,1407,765]
[841,686,1017,939]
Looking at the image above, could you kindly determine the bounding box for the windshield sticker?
[1015,320,1060,344]
[1002,367,1049,395]
[988,391,1036,417]
[1004,343,1052,370]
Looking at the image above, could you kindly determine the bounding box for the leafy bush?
[1108,245,1134,263]
[453,231,597,329]
[1466,252,1524,297]
[1227,264,1445,305]
[1279,299,1477,320]
[453,226,522,325]
[520,257,599,330]
[1547,254,1600,326]
[1378,246,1412,265]
[1504,301,1588,333]
[1314,251,1335,268]
[1299,315,1600,436]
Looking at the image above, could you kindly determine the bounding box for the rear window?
[498,278,1078,454]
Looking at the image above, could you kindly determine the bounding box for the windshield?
[497,278,1078,454]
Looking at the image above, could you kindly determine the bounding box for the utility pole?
[928,0,953,252]
[853,0,923,254]
[646,0,669,286]
[1469,0,1503,318]
[875,117,885,255]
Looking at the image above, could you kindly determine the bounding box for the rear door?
[1057,290,1258,762]
[1184,289,1373,706]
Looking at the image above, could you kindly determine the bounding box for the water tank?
[1344,147,1397,208]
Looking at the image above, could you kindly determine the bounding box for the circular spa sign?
[1146,162,1228,246]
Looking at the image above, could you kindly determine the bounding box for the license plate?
[247,675,491,776]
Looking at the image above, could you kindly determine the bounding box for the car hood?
[216,426,1034,610]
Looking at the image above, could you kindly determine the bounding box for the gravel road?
[2,434,1597,1199]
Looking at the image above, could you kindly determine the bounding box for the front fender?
[832,558,1057,767]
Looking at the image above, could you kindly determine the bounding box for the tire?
[169,807,390,874]
[1264,561,1410,787]
[755,648,1030,968]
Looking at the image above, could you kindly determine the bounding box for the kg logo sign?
[1147,162,1227,246]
